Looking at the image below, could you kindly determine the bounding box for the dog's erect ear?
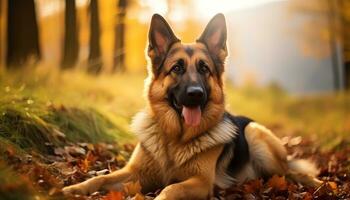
[197,13,227,64]
[148,14,180,73]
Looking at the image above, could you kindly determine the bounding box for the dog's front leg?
[62,165,136,195]
[155,176,213,200]
[63,144,147,195]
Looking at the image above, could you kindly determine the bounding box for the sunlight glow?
[194,0,288,19]
[136,0,288,24]
[36,0,89,17]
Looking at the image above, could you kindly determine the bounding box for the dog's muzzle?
[170,85,207,126]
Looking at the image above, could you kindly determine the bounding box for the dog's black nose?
[186,86,204,99]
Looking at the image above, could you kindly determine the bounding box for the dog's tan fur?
[62,14,322,200]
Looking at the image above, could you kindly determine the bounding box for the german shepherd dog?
[63,14,322,199]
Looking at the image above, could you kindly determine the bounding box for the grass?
[0,68,141,150]
[225,83,350,147]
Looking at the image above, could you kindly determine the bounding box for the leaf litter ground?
[1,136,350,200]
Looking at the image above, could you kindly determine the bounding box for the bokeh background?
[0,0,349,146]
[1,0,350,93]
[0,0,349,199]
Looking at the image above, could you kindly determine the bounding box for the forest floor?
[0,68,349,200]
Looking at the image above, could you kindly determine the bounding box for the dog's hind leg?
[245,122,288,176]
[244,122,322,187]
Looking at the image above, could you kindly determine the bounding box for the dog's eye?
[198,60,210,74]
[171,60,185,74]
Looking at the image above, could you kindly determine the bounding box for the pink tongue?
[182,106,201,126]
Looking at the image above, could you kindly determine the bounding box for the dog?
[63,13,322,199]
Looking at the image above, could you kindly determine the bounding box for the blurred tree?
[88,0,102,74]
[0,0,5,68]
[6,0,41,68]
[113,0,128,72]
[326,0,341,90]
[339,1,350,89]
[61,0,79,69]
[290,0,350,90]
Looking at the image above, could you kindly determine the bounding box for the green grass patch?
[0,69,137,155]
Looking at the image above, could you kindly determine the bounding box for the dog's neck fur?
[131,110,237,167]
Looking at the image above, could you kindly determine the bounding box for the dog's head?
[146,14,228,140]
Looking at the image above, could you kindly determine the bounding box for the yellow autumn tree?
[289,0,350,89]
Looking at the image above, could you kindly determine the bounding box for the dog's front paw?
[62,176,105,196]
[154,194,167,200]
[154,185,178,200]
[62,183,92,196]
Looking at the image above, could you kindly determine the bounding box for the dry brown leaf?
[267,175,287,191]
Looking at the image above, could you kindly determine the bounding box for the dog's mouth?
[171,97,202,127]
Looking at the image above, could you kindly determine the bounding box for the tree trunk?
[6,0,41,68]
[0,0,6,69]
[339,0,350,89]
[345,62,350,89]
[88,0,102,74]
[61,0,79,69]
[113,0,127,72]
[327,0,341,90]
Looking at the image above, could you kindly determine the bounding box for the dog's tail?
[286,158,323,187]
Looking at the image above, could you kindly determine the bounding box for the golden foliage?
[289,0,350,60]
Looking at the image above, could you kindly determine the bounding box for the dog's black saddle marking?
[221,113,253,177]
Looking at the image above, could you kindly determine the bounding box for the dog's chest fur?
[131,111,238,170]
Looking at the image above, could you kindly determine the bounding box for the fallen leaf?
[267,175,287,191]
[65,146,86,157]
[103,191,124,200]
[78,151,96,173]
[328,181,337,191]
[243,179,263,193]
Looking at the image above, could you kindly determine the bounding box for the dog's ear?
[197,13,227,65]
[148,14,180,74]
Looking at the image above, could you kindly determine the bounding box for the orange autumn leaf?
[123,181,142,196]
[328,181,337,191]
[103,191,124,200]
[243,179,263,193]
[78,159,89,173]
[78,151,96,173]
[267,175,288,191]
